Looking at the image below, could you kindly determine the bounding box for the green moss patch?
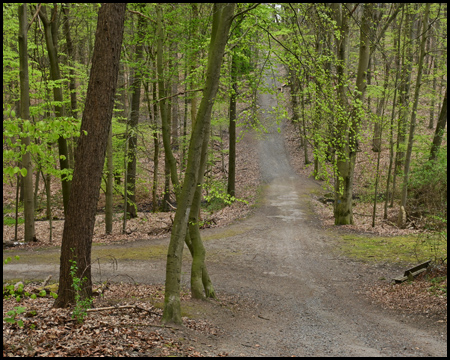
[202,226,252,241]
[338,234,447,265]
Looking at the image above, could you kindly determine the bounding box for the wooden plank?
[392,260,431,284]
[403,260,431,276]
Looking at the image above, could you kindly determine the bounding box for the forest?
[3,3,447,357]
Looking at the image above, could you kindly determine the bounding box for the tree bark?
[334,3,372,225]
[54,3,126,308]
[429,88,447,162]
[227,52,238,197]
[157,5,179,212]
[105,126,113,234]
[162,3,235,324]
[38,5,72,217]
[400,4,430,209]
[126,13,146,219]
[18,3,36,243]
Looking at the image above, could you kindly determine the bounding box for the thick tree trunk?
[18,4,35,243]
[162,3,235,324]
[54,3,126,308]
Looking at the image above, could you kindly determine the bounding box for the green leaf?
[20,168,27,177]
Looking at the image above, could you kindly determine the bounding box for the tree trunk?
[171,42,179,150]
[54,3,126,308]
[392,6,414,198]
[227,52,238,197]
[400,4,430,209]
[384,14,403,218]
[162,3,235,325]
[144,80,160,212]
[334,3,372,225]
[157,6,178,212]
[429,88,447,162]
[105,126,114,234]
[18,4,36,243]
[38,5,72,217]
[126,14,145,219]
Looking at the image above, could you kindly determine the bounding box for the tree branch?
[127,9,156,23]
[157,88,204,103]
[28,3,42,30]
[231,3,260,23]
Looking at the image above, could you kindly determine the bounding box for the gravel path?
[3,68,446,357]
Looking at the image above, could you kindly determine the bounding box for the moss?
[202,226,252,241]
[337,234,446,265]
[3,244,176,265]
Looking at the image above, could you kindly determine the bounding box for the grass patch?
[3,243,176,265]
[4,217,25,226]
[338,234,447,265]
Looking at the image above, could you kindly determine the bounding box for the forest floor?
[3,73,447,356]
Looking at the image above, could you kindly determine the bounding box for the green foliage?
[4,216,25,226]
[408,143,447,227]
[202,180,248,213]
[69,251,93,323]
[428,276,447,297]
[414,231,447,265]
[3,255,20,265]
[4,306,26,328]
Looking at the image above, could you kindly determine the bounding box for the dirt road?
[3,70,446,357]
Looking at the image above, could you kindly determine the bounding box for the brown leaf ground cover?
[3,282,237,357]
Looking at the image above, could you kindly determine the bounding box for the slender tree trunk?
[54,3,126,308]
[392,7,414,199]
[144,80,160,212]
[156,6,178,211]
[162,3,235,325]
[429,88,447,162]
[39,5,72,217]
[126,15,145,218]
[171,43,179,150]
[300,83,310,165]
[227,52,238,197]
[152,73,160,212]
[18,3,36,242]
[62,4,78,169]
[384,15,403,218]
[400,4,430,211]
[105,126,113,234]
[190,4,199,131]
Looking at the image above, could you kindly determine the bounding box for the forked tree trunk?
[162,3,235,325]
